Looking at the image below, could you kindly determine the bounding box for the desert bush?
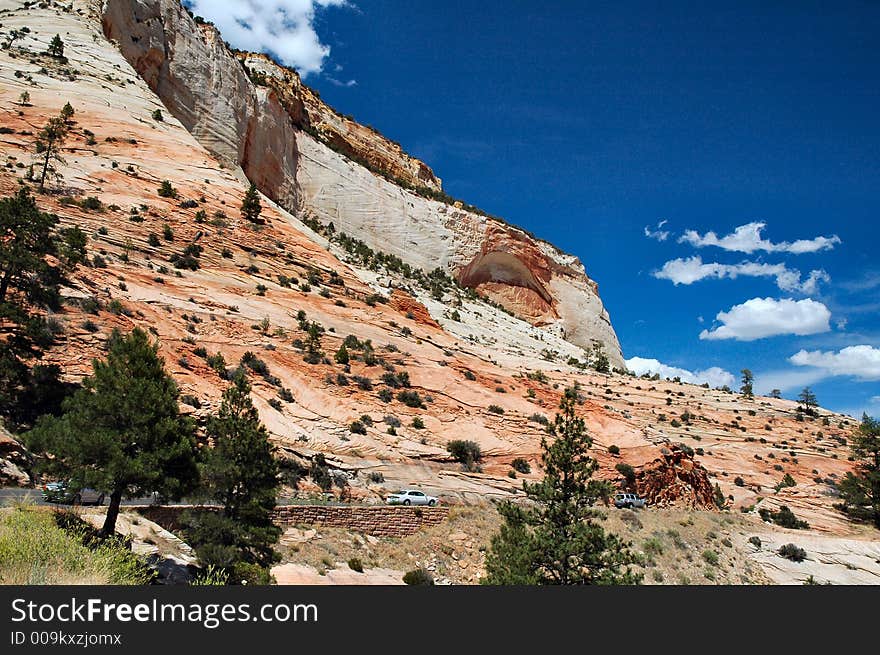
[447,440,481,467]
[511,458,530,474]
[778,543,807,562]
[402,567,434,585]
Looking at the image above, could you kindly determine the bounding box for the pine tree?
[34,113,69,191]
[740,369,754,398]
[836,414,880,528]
[591,342,610,373]
[797,387,818,416]
[334,343,350,365]
[184,372,281,583]
[59,102,74,123]
[25,328,199,536]
[241,183,263,224]
[769,389,782,399]
[304,321,323,364]
[483,388,642,585]
[47,34,64,59]
[0,189,86,424]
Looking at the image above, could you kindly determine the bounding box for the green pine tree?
[334,343,350,365]
[25,328,199,536]
[47,34,64,59]
[34,114,69,191]
[483,388,642,585]
[184,372,281,583]
[740,368,754,398]
[241,183,263,224]
[798,387,819,416]
[836,414,880,528]
[0,189,86,425]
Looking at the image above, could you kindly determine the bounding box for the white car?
[386,489,438,506]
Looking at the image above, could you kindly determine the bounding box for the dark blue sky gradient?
[296,1,880,415]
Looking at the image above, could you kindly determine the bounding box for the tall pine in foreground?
[185,372,281,584]
[836,414,880,528]
[25,328,199,536]
[483,388,642,585]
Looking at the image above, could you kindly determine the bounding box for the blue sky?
[187,1,880,418]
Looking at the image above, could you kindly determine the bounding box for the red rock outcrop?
[389,290,441,328]
[633,443,717,509]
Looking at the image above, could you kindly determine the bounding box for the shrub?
[152,108,164,122]
[157,180,177,198]
[778,543,807,562]
[529,413,549,426]
[402,568,434,585]
[396,390,424,408]
[759,505,809,529]
[511,458,530,474]
[367,471,385,484]
[147,232,160,247]
[463,369,477,381]
[377,388,393,403]
[447,440,481,467]
[748,536,762,549]
[615,463,636,485]
[347,557,363,573]
[412,417,425,429]
[734,476,745,487]
[607,444,620,455]
[349,420,367,435]
[701,549,719,566]
[487,404,504,415]
[643,537,664,557]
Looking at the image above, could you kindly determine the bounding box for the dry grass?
[0,503,153,585]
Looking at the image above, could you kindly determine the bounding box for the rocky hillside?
[100,0,624,366]
[0,0,875,562]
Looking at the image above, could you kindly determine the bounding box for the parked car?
[614,492,646,509]
[42,481,105,506]
[386,489,438,506]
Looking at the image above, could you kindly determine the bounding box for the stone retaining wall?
[138,505,449,538]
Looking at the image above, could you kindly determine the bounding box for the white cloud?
[678,222,840,254]
[754,368,828,395]
[653,256,829,294]
[186,0,350,77]
[699,297,831,341]
[644,220,669,242]
[789,345,880,381]
[625,356,735,388]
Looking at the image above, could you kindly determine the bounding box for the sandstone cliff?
[99,0,625,368]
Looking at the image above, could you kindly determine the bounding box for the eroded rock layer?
[100,0,625,367]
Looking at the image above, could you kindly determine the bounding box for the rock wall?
[100,0,625,368]
[139,505,449,538]
[101,0,301,208]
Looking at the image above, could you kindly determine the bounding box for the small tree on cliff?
[184,371,281,584]
[47,34,65,59]
[241,183,263,224]
[836,414,880,528]
[483,387,642,585]
[798,387,819,416]
[25,328,199,536]
[740,369,754,399]
[34,112,69,191]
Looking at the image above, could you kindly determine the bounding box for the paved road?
[0,488,357,508]
[0,487,167,507]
